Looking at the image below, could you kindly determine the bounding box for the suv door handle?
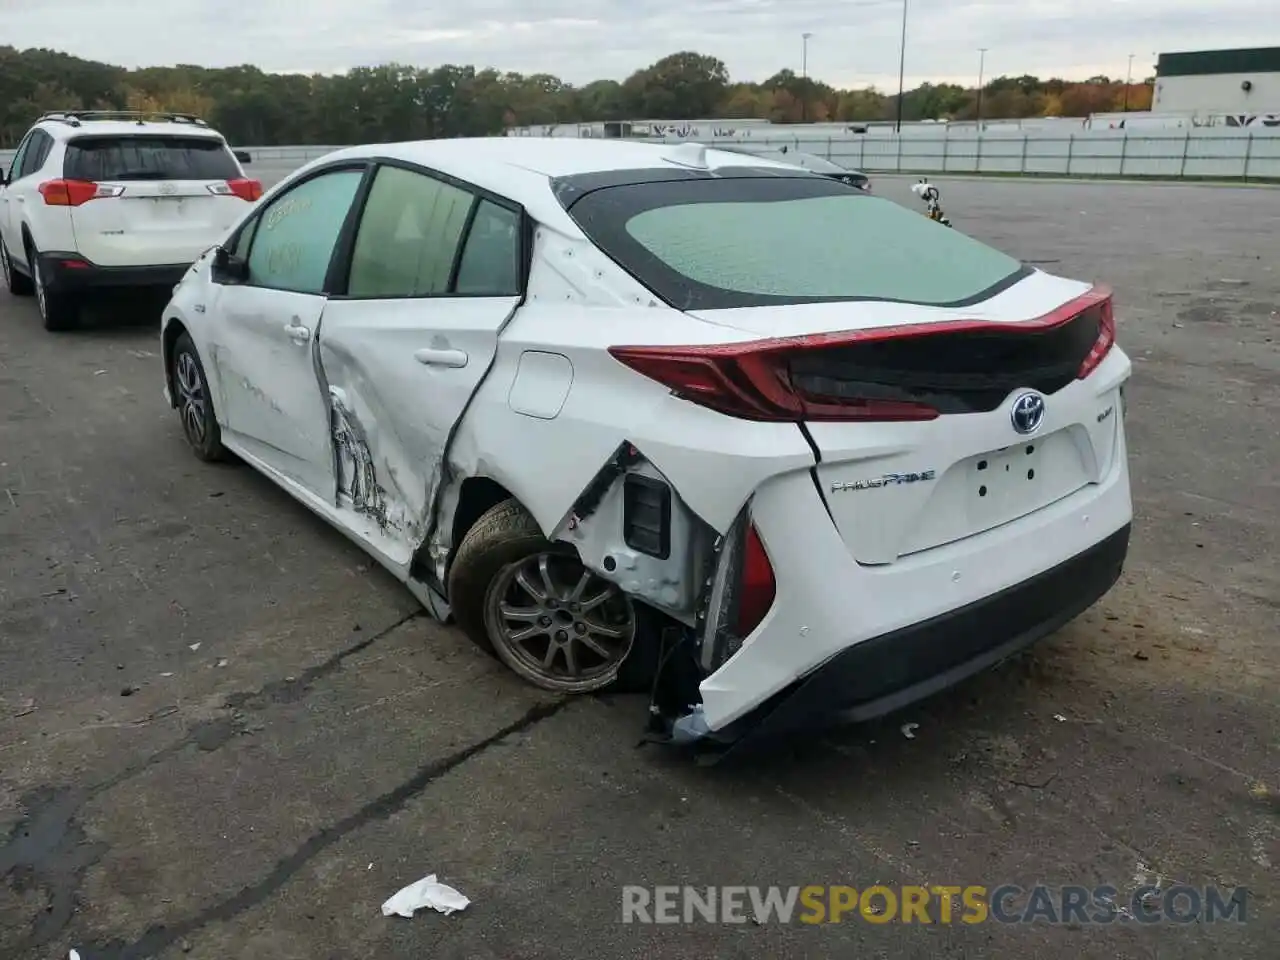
[284,319,311,343]
[414,348,468,368]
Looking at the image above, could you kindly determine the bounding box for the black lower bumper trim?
[701,522,1131,759]
[38,253,190,293]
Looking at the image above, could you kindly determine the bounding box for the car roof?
[37,119,227,142]
[304,137,807,238]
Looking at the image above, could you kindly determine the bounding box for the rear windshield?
[65,135,240,182]
[563,175,1027,310]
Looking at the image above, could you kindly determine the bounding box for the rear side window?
[564,176,1027,310]
[346,165,473,298]
[454,200,521,296]
[64,136,240,182]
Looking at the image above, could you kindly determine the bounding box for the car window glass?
[246,169,364,294]
[7,133,32,182]
[35,132,55,171]
[347,166,473,298]
[63,136,241,181]
[20,132,49,177]
[568,177,1024,310]
[225,214,260,261]
[454,200,521,296]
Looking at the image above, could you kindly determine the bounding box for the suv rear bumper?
[38,253,190,294]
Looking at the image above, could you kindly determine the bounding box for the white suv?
[0,110,262,331]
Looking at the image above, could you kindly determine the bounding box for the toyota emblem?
[159,182,177,196]
[1010,392,1046,435]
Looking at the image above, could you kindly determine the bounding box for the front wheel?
[448,499,659,694]
[171,331,229,462]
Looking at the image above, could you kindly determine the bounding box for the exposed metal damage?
[327,386,417,540]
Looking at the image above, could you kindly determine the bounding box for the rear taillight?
[1076,293,1116,379]
[39,180,124,206]
[607,341,939,422]
[608,285,1115,422]
[736,523,776,637]
[208,179,263,201]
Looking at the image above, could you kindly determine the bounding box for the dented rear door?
[316,165,525,546]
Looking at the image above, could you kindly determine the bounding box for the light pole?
[1123,52,1135,111]
[894,0,907,132]
[801,32,813,121]
[975,48,988,128]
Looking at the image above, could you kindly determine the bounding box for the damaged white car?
[160,138,1132,757]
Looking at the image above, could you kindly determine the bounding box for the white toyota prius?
[160,137,1132,756]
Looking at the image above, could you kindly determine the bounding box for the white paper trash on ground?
[381,874,471,918]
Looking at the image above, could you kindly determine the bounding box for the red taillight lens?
[229,178,263,201]
[608,285,1115,423]
[1076,294,1116,379]
[736,523,776,637]
[39,180,119,206]
[209,179,263,201]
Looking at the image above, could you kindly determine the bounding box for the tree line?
[0,46,1156,148]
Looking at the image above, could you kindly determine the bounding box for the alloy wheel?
[33,257,46,319]
[175,349,207,446]
[484,552,636,691]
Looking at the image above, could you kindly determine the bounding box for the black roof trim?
[1156,47,1280,78]
[550,164,818,209]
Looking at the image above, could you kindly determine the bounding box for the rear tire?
[29,243,78,332]
[1,236,33,296]
[171,331,229,462]
[447,499,659,694]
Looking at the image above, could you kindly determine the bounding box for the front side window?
[64,135,242,182]
[346,165,473,298]
[246,168,364,294]
[565,175,1027,310]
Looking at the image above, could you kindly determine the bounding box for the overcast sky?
[1,0,1271,90]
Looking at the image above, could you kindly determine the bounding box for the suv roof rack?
[37,110,210,129]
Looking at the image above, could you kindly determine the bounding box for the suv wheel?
[29,244,79,332]
[1,237,34,296]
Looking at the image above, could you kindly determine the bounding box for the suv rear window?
[64,135,240,182]
[563,175,1028,311]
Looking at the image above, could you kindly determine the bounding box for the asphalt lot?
[1,175,1277,959]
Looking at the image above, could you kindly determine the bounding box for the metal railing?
[3,133,1277,181]
[695,130,1280,181]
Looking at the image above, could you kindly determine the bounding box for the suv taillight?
[208,179,262,202]
[39,180,124,206]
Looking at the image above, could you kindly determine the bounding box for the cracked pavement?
[1,176,1277,958]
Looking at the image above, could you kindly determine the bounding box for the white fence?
[3,130,1279,181]
[702,128,1280,180]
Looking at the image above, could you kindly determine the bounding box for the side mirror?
[211,246,249,284]
[234,150,252,164]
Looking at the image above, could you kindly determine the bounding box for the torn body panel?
[553,448,717,623]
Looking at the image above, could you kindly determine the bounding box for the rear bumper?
[675,398,1133,755]
[38,253,190,293]
[703,522,1129,755]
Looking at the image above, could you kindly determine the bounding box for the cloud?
[2,0,1273,90]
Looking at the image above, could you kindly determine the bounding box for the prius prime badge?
[1010,392,1046,435]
